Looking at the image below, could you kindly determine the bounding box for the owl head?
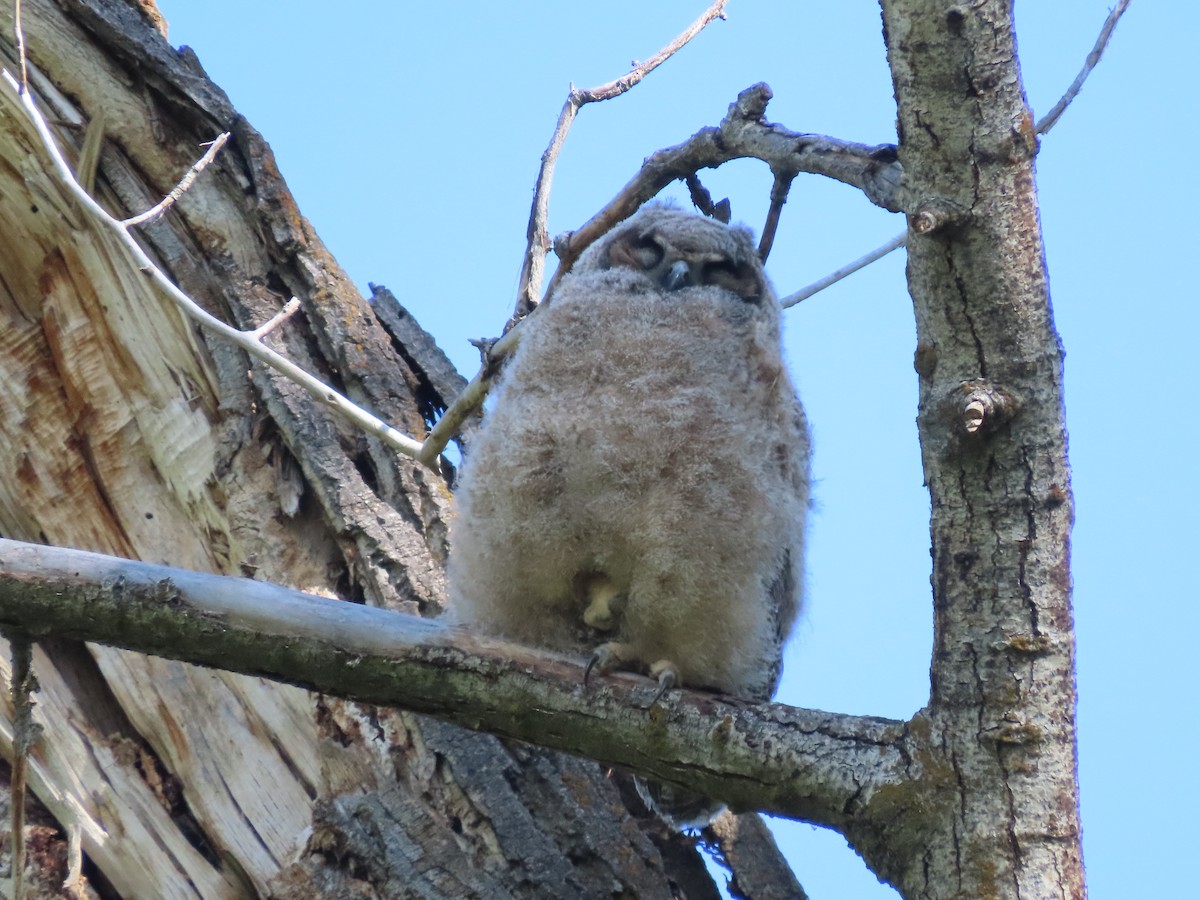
[570,204,773,308]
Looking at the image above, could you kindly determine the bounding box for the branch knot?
[947,379,1019,436]
[728,82,773,123]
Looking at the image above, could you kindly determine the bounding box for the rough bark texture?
[873,0,1085,897]
[0,0,733,896]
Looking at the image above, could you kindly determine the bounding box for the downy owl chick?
[447,204,810,825]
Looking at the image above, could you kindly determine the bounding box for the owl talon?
[584,642,630,688]
[647,659,678,705]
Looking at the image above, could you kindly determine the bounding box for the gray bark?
[865,1,1085,896]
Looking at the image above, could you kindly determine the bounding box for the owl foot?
[583,641,633,688]
[647,659,678,706]
[583,646,679,706]
[582,579,625,632]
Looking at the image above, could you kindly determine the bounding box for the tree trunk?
[0,0,731,895]
[868,0,1085,896]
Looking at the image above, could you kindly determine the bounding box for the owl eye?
[701,260,762,303]
[606,231,665,272]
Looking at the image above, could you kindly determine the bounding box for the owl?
[447,204,810,821]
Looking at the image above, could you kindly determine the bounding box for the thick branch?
[0,538,913,831]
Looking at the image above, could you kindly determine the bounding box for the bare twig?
[513,0,729,319]
[774,0,1132,309]
[1036,0,1132,135]
[417,325,523,468]
[757,172,794,261]
[546,84,904,303]
[780,231,907,308]
[121,132,230,226]
[249,296,303,340]
[63,823,85,898]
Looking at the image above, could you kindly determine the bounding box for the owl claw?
[584,647,679,706]
[584,641,630,688]
[648,659,678,705]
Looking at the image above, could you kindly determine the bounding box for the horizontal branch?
[0,538,915,830]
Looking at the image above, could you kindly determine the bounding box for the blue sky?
[157,2,1195,896]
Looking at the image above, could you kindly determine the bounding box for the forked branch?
[514,0,730,319]
[779,0,1134,307]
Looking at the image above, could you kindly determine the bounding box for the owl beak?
[664,259,690,291]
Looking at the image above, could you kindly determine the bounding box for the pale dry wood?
[0,4,371,894]
[3,69,427,463]
[0,642,245,899]
[7,634,33,900]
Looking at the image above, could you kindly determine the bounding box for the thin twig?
[249,296,302,340]
[63,823,84,898]
[121,132,230,226]
[546,83,904,305]
[417,325,523,468]
[1035,0,1132,136]
[512,0,729,319]
[780,231,907,308]
[775,0,1132,309]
